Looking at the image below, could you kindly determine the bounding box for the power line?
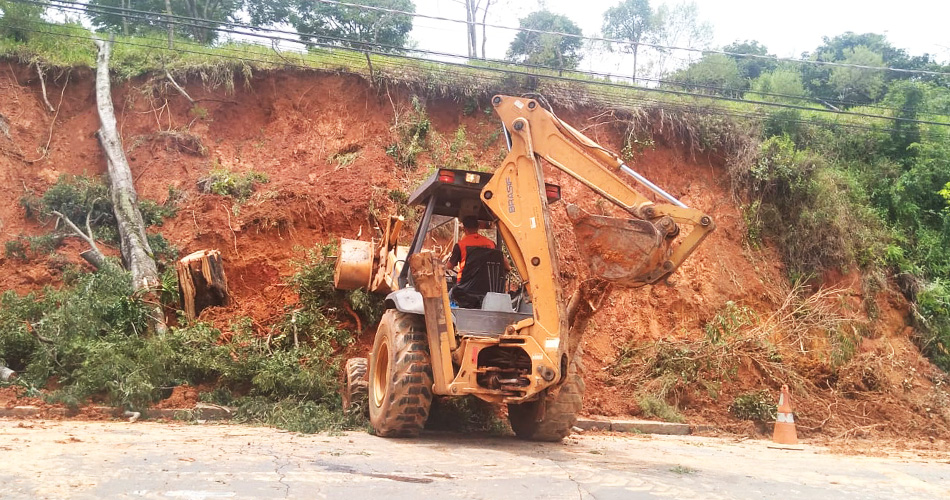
[35,0,950,78]
[9,9,950,139]
[34,0,950,119]
[4,18,937,141]
[309,0,950,78]
[25,0,950,127]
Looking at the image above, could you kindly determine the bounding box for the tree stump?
[176,249,229,320]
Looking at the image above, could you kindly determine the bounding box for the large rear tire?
[508,347,585,442]
[368,310,433,437]
[342,357,368,417]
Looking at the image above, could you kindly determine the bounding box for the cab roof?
[407,169,493,219]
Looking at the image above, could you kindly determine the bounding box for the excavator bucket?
[566,204,674,287]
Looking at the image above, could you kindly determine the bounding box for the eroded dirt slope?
[1,63,947,442]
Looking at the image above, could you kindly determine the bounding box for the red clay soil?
[1,63,948,442]
[153,384,207,409]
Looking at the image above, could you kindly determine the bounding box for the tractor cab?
[397,168,560,335]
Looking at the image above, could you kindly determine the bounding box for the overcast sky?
[411,0,950,74]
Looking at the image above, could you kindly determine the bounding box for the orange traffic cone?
[772,384,798,445]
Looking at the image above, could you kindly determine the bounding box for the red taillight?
[545,183,561,203]
[438,170,455,183]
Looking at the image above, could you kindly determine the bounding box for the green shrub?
[0,253,362,430]
[729,390,777,422]
[740,136,888,275]
[915,280,950,371]
[704,301,755,344]
[4,235,62,260]
[197,168,269,200]
[386,96,430,168]
[637,394,685,423]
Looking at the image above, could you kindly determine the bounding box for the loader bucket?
[334,238,374,290]
[566,204,674,287]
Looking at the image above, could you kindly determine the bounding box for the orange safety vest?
[457,233,495,280]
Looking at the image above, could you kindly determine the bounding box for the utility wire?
[24,0,950,126]
[34,0,950,117]
[4,19,936,139]
[307,0,950,78]
[9,15,950,139]
[38,0,950,78]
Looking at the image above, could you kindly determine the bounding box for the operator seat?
[450,247,506,309]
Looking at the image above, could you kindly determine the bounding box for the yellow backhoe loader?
[335,95,715,441]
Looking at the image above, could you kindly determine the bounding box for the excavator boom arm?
[479,95,716,391]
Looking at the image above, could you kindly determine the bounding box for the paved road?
[1,420,947,499]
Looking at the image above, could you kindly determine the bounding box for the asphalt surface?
[1,420,947,499]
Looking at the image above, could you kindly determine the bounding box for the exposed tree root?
[35,63,55,113]
[25,71,70,163]
[164,70,194,104]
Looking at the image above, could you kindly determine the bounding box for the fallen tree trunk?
[176,250,230,320]
[93,36,166,333]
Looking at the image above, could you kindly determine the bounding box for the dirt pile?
[1,63,947,440]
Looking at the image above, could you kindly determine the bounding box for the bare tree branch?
[164,70,195,104]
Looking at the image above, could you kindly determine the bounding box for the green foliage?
[729,390,776,422]
[24,174,115,237]
[722,40,777,82]
[147,233,179,264]
[750,67,807,103]
[636,394,684,423]
[287,243,383,331]
[86,0,241,43]
[12,175,178,263]
[198,167,269,201]
[0,260,359,430]
[387,96,430,168]
[0,0,46,41]
[668,53,744,95]
[0,265,153,404]
[704,301,755,344]
[233,397,359,433]
[740,135,887,274]
[139,198,179,227]
[250,0,415,52]
[828,46,886,103]
[602,0,658,77]
[915,281,950,371]
[4,234,62,260]
[507,10,583,71]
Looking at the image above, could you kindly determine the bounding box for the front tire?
[342,357,369,417]
[508,348,585,442]
[368,310,433,437]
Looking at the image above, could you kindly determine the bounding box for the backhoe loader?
[335,95,715,441]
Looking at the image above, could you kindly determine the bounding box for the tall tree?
[506,10,583,71]
[250,0,414,52]
[602,0,658,82]
[651,2,711,77]
[93,36,166,333]
[828,46,887,103]
[666,53,743,96]
[723,40,776,82]
[86,0,241,43]
[0,0,47,41]
[801,32,919,106]
[462,0,502,59]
